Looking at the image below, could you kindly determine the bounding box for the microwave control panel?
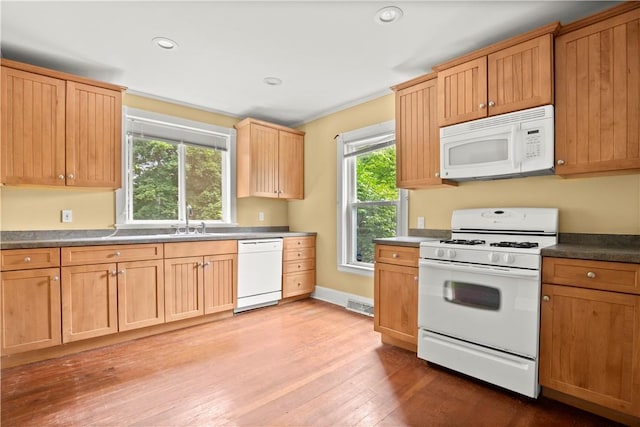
[524,128,543,159]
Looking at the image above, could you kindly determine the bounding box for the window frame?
[115,107,237,228]
[336,120,408,277]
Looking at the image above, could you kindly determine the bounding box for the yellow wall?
[0,93,289,230]
[290,93,640,300]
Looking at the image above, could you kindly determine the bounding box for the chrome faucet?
[186,203,193,233]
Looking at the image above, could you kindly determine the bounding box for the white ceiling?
[1,1,618,127]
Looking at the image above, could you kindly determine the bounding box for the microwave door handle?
[511,124,521,169]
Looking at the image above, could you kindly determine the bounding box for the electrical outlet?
[61,210,73,223]
[258,211,264,222]
[417,216,425,229]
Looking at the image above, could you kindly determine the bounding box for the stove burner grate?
[440,239,486,246]
[489,241,539,249]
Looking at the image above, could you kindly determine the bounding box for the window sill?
[338,263,374,278]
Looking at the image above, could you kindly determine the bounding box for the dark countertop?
[541,244,640,264]
[1,229,317,250]
[373,236,440,248]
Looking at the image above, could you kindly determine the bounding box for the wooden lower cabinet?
[1,267,62,354]
[373,244,419,352]
[282,236,316,299]
[117,260,165,331]
[164,257,205,322]
[203,254,237,314]
[61,263,118,343]
[540,257,640,418]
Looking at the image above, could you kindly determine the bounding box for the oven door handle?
[419,259,540,279]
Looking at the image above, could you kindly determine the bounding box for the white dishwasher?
[235,238,283,313]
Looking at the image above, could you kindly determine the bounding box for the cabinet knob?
[392,253,399,258]
[542,295,550,302]
[479,103,486,109]
[587,271,596,279]
[434,172,440,177]
[118,269,125,275]
[297,241,301,245]
[114,251,121,257]
[67,173,75,179]
[24,256,31,263]
[414,276,418,281]
[557,159,565,166]
[52,276,60,281]
[297,282,301,287]
[58,174,65,180]
[488,100,495,107]
[111,270,118,276]
[297,264,301,269]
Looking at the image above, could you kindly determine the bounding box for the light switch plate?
[62,210,73,223]
[417,216,425,229]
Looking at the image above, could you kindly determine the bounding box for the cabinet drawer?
[164,240,237,258]
[283,247,315,262]
[283,259,315,274]
[375,245,419,267]
[61,244,163,266]
[543,257,640,294]
[1,248,60,271]
[283,270,315,297]
[283,236,315,250]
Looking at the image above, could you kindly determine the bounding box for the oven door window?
[444,280,500,310]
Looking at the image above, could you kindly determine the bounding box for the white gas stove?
[417,207,558,398]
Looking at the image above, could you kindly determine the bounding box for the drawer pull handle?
[115,251,121,257]
[52,276,59,281]
[542,295,550,302]
[24,256,32,263]
[586,271,596,279]
[392,253,399,258]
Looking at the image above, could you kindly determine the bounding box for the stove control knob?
[503,253,515,264]
[447,249,456,259]
[435,248,445,258]
[488,252,499,262]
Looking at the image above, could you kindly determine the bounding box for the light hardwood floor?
[1,299,621,426]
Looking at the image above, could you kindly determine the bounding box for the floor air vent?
[346,299,374,317]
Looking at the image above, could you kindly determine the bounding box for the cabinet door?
[396,77,448,188]
[61,264,118,342]
[203,254,236,314]
[278,130,304,199]
[373,262,418,347]
[487,34,553,116]
[555,8,640,175]
[540,284,640,416]
[1,268,61,355]
[117,260,165,331]
[249,123,279,198]
[66,81,122,188]
[437,57,487,126]
[164,257,205,321]
[1,67,66,186]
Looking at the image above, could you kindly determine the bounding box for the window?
[116,108,236,226]
[337,120,407,275]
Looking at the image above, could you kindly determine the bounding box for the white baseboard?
[311,285,373,309]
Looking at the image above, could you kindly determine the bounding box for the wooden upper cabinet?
[436,26,556,127]
[66,81,122,188]
[487,34,553,116]
[277,130,304,199]
[437,57,488,126]
[0,59,125,188]
[393,73,455,188]
[555,5,640,176]
[1,67,66,186]
[236,118,305,199]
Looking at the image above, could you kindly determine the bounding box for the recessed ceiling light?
[374,6,403,24]
[263,77,283,86]
[152,37,178,50]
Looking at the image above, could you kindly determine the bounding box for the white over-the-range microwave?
[440,105,554,181]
